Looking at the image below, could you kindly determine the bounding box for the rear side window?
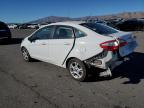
[81,23,118,35]
[53,26,73,39]
[74,28,86,38]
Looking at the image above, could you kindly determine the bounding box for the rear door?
[48,25,74,66]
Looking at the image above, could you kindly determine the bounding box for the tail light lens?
[118,38,128,47]
[100,40,119,51]
[100,39,127,51]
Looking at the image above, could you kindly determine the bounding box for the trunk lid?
[109,32,138,57]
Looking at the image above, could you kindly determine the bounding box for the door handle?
[41,43,47,45]
[64,43,71,45]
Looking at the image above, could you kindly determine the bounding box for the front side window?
[33,26,54,40]
[53,26,73,39]
[81,23,118,35]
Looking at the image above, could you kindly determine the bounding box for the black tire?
[7,30,12,41]
[7,36,11,42]
[67,58,87,81]
[2,36,11,43]
[21,47,32,62]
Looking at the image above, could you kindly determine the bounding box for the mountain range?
[29,12,144,24]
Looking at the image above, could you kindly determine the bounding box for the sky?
[0,0,144,23]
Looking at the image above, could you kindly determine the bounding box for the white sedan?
[21,21,137,81]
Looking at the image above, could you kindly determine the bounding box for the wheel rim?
[22,49,29,61]
[69,62,84,79]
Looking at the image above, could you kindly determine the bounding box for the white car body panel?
[63,34,113,67]
[28,40,50,61]
[48,38,74,66]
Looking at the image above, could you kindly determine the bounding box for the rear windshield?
[80,23,118,35]
[0,22,8,29]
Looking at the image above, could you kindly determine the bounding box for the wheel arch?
[21,46,30,56]
[21,46,27,51]
[65,57,82,68]
[21,46,25,51]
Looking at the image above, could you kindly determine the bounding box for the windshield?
[80,23,118,35]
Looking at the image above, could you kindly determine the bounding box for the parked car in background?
[115,19,144,31]
[96,20,107,25]
[38,22,53,28]
[27,24,39,29]
[18,24,28,29]
[106,18,125,28]
[21,21,137,81]
[0,21,11,40]
[8,24,18,29]
[18,23,39,29]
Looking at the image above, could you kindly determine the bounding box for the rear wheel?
[67,58,87,81]
[21,47,32,62]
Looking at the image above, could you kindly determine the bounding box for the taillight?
[100,40,119,51]
[100,39,128,52]
[118,38,128,47]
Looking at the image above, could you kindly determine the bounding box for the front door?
[28,26,54,61]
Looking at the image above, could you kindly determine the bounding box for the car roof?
[0,21,5,24]
[38,21,98,35]
[38,21,87,30]
[47,21,86,26]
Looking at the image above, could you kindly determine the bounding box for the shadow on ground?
[0,38,23,45]
[112,52,144,84]
[86,52,144,84]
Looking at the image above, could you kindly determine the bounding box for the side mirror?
[28,36,37,42]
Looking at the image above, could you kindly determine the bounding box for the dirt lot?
[0,29,144,108]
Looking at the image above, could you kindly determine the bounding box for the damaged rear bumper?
[84,50,130,76]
